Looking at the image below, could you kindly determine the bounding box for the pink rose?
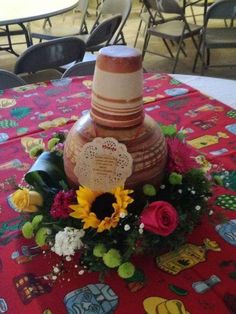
[141,201,178,236]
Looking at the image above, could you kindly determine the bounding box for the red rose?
[141,201,178,236]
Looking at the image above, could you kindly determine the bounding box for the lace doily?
[74,137,133,192]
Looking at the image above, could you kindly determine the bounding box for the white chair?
[77,14,122,52]
[91,0,132,45]
[142,0,202,73]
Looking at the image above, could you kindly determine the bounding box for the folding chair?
[77,14,122,52]
[0,69,26,89]
[91,0,132,45]
[62,60,96,78]
[193,0,236,75]
[142,0,202,73]
[186,0,214,24]
[14,37,86,83]
[134,0,179,47]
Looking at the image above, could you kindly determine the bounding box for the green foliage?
[35,227,49,247]
[18,126,217,281]
[22,222,34,239]
[118,262,135,279]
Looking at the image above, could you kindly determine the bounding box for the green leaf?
[25,151,68,191]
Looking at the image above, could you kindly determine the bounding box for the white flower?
[51,227,85,258]
[139,223,144,229]
[124,224,130,231]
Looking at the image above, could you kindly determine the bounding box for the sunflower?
[69,186,133,232]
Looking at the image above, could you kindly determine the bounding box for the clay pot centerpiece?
[63,45,167,190]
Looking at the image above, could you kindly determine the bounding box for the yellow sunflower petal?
[69,203,90,217]
[82,213,100,229]
[97,218,112,233]
[76,186,97,203]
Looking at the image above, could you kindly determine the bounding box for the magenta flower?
[50,190,76,219]
[167,137,198,174]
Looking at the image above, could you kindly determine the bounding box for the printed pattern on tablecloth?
[0,73,235,314]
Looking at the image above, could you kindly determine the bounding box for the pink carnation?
[50,190,76,219]
[167,137,198,174]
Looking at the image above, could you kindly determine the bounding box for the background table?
[0,0,80,26]
[0,73,236,314]
[172,74,236,109]
[0,0,80,54]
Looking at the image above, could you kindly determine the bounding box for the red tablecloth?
[0,73,235,314]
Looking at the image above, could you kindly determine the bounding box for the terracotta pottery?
[63,45,167,189]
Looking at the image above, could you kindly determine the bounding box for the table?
[172,74,236,109]
[0,0,80,26]
[0,73,236,314]
[0,0,80,53]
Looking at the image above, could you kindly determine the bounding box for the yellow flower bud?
[29,191,43,207]
[11,188,43,213]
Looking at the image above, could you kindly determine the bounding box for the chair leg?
[206,48,210,66]
[200,44,206,76]
[142,32,151,59]
[134,19,143,47]
[192,34,202,72]
[162,39,174,58]
[171,25,188,74]
[120,32,127,45]
[180,44,187,57]
[172,39,184,74]
[190,5,197,24]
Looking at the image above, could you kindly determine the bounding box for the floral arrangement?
[9,125,215,281]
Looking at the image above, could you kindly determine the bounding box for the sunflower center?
[91,193,116,220]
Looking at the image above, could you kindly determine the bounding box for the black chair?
[62,60,96,78]
[0,69,26,89]
[193,0,236,75]
[14,37,86,83]
[77,14,122,53]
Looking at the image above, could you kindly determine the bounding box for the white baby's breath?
[124,224,131,231]
[139,223,144,229]
[51,227,85,258]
